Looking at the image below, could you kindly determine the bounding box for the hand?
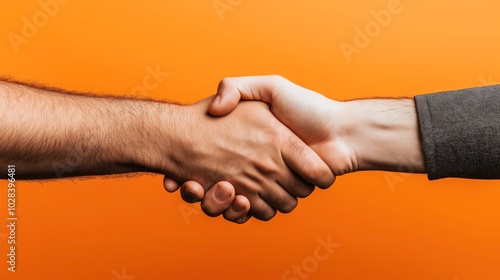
[171,75,424,223]
[210,75,357,174]
[159,96,334,222]
[165,76,354,222]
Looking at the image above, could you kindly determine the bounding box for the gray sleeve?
[414,85,500,180]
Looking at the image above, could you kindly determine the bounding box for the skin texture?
[0,79,334,221]
[167,75,426,223]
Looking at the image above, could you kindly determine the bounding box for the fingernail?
[231,202,245,212]
[214,185,231,202]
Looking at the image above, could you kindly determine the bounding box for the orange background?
[1,1,500,279]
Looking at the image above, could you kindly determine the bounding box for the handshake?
[160,76,425,223]
[0,75,428,223]
[1,74,495,223]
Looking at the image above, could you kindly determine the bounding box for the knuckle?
[270,189,297,213]
[317,173,335,189]
[252,204,277,221]
[260,208,277,221]
[300,160,330,185]
[255,127,280,146]
[296,184,314,198]
[255,157,280,174]
[279,196,298,214]
[307,165,335,189]
[299,160,317,181]
[289,136,305,151]
[272,191,288,210]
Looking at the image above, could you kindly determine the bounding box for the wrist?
[117,99,186,176]
[338,98,425,173]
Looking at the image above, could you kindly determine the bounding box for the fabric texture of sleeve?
[414,85,500,180]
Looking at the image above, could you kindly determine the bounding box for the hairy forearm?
[338,98,426,173]
[0,80,179,179]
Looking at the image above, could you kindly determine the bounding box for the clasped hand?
[163,76,358,223]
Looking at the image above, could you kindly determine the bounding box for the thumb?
[208,76,279,116]
[208,78,244,116]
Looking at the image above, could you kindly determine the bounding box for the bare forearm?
[0,80,179,179]
[338,98,426,173]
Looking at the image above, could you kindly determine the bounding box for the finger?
[180,181,205,203]
[276,167,315,198]
[209,76,281,116]
[200,181,236,217]
[248,195,277,221]
[223,195,251,223]
[281,133,336,189]
[259,182,299,214]
[236,214,252,224]
[163,176,181,192]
